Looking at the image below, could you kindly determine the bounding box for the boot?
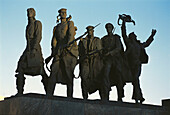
[67,84,73,98]
[15,73,25,96]
[140,98,145,104]
[41,76,49,94]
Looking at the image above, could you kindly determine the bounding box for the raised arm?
[142,29,157,48]
[121,21,129,47]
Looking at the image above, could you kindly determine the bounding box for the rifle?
[61,23,101,49]
[45,23,101,65]
[77,48,104,65]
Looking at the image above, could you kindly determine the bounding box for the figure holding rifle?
[78,25,103,99]
[101,23,124,101]
[46,8,78,98]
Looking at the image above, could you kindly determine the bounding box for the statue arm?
[142,29,156,48]
[110,36,122,56]
[78,40,84,57]
[67,21,75,44]
[97,38,102,50]
[33,20,42,50]
[51,27,57,56]
[101,37,106,55]
[96,38,103,56]
[121,21,130,47]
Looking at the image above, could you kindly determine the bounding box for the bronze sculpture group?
[15,8,157,104]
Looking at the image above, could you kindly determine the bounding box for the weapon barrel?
[67,23,101,47]
[77,48,103,65]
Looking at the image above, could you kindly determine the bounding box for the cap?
[58,8,67,13]
[86,26,94,31]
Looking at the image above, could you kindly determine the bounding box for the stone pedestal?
[0,93,169,115]
[162,99,170,107]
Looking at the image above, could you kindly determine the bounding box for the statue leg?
[63,55,77,98]
[132,65,145,103]
[46,61,59,96]
[67,80,73,98]
[41,67,49,94]
[80,63,89,99]
[15,72,25,96]
[100,62,112,101]
[115,72,124,102]
[81,79,88,99]
[116,84,124,102]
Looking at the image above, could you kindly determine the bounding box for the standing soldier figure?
[121,18,157,103]
[101,23,124,101]
[78,26,103,99]
[47,8,78,98]
[15,8,48,95]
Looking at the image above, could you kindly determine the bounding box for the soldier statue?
[15,8,48,95]
[78,26,103,99]
[121,16,157,103]
[101,23,124,101]
[46,8,78,98]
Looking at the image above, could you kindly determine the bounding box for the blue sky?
[0,0,170,105]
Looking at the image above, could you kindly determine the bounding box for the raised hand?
[151,29,157,37]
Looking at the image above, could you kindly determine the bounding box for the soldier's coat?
[50,20,78,85]
[79,36,103,94]
[16,19,44,76]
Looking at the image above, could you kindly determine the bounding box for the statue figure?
[15,8,48,95]
[78,26,103,99]
[101,23,124,101]
[120,15,157,103]
[46,8,78,98]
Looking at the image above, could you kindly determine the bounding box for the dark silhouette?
[118,14,135,25]
[46,8,78,98]
[78,25,103,99]
[15,8,48,95]
[101,23,124,101]
[120,14,157,103]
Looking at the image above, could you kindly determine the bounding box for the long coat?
[121,22,154,82]
[16,19,44,76]
[51,20,78,85]
[78,36,103,94]
[101,34,125,87]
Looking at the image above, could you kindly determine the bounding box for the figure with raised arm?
[120,14,157,103]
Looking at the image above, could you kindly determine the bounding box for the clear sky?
[0,0,170,105]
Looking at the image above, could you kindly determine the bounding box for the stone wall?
[0,93,169,115]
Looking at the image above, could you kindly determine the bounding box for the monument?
[1,8,169,115]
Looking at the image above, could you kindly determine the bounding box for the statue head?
[27,8,36,18]
[105,23,114,34]
[58,8,67,19]
[86,26,94,38]
[129,32,137,41]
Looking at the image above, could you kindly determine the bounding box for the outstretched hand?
[151,29,157,37]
